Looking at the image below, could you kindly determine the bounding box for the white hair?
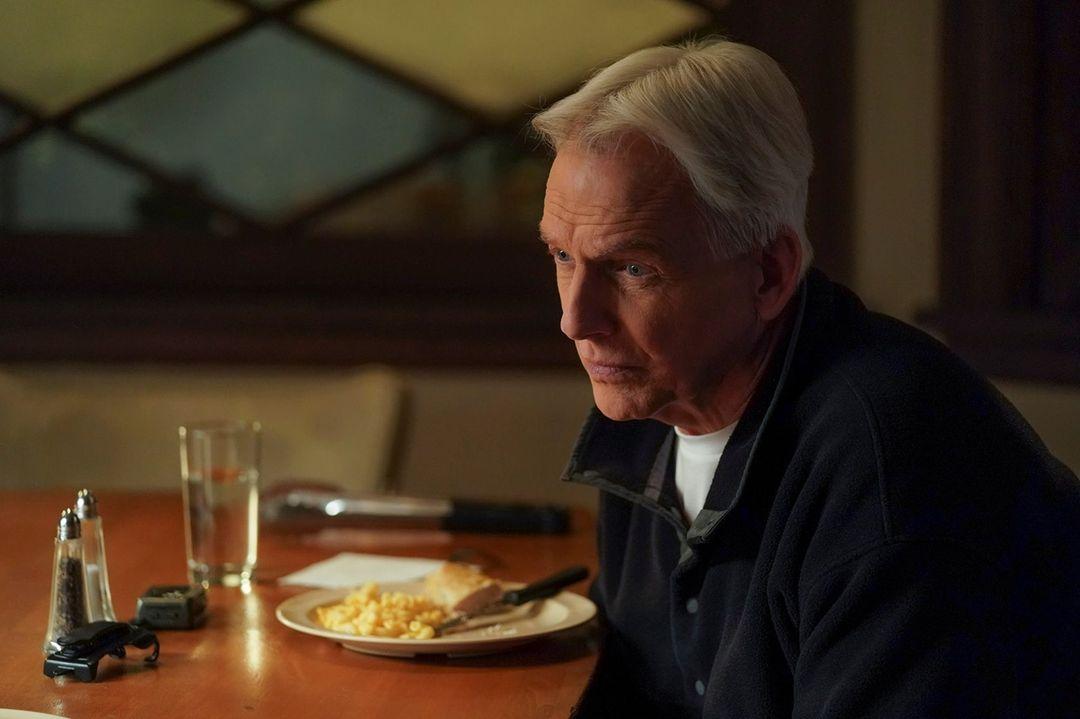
[532,38,814,275]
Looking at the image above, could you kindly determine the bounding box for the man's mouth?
[582,361,641,381]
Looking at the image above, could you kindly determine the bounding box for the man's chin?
[591,384,652,422]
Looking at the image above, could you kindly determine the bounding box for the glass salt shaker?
[43,508,90,654]
[75,489,117,622]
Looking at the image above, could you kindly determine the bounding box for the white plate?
[275,581,596,657]
[0,711,69,719]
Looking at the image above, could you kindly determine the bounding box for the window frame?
[0,0,855,368]
[925,0,1079,385]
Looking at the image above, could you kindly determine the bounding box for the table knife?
[436,565,589,635]
[263,487,571,534]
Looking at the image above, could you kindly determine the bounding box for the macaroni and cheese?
[315,582,448,639]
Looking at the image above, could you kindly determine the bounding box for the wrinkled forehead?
[544,135,693,213]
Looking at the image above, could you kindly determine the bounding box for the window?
[0,0,853,366]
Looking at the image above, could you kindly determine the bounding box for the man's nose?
[560,266,614,341]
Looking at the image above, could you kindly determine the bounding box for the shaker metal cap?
[57,508,81,540]
[74,488,98,519]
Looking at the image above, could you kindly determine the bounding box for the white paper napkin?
[277,552,445,588]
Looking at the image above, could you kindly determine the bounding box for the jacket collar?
[562,269,817,544]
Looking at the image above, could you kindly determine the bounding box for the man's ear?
[754,227,803,322]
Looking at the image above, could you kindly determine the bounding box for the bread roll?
[423,562,503,614]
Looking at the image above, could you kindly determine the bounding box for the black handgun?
[43,621,159,682]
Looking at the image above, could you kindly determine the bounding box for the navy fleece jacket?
[565,270,1080,718]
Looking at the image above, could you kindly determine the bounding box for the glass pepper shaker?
[75,489,117,623]
[43,508,90,654]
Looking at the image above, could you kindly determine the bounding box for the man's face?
[540,138,763,429]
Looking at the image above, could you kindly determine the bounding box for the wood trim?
[940,0,1038,310]
[0,233,552,295]
[934,1,1079,383]
[1033,0,1080,312]
[0,233,576,366]
[0,294,576,367]
[713,0,855,284]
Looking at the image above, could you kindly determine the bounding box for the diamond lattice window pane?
[0,0,245,114]
[0,103,24,143]
[297,0,711,119]
[76,25,472,221]
[0,130,153,232]
[310,134,549,241]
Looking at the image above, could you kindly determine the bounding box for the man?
[533,39,1079,717]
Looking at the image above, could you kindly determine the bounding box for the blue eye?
[626,264,643,276]
[555,250,571,262]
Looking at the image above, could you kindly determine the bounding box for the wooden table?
[0,491,599,718]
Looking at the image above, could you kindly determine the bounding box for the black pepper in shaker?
[43,508,90,655]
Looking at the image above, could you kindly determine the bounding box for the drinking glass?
[179,420,261,587]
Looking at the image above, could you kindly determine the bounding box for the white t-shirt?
[674,422,738,524]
